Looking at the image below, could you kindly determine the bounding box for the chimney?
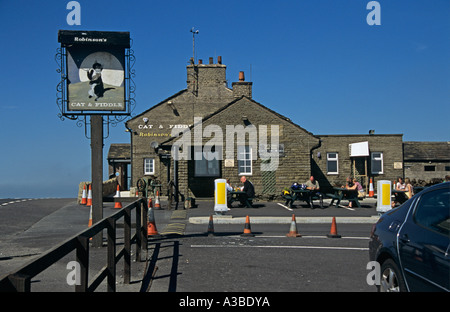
[186,55,227,93]
[232,71,252,98]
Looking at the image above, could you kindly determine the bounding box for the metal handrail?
[0,198,148,292]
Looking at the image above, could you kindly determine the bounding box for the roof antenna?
[190,27,199,62]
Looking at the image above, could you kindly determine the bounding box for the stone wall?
[77,178,118,204]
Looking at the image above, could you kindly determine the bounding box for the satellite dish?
[150,142,159,149]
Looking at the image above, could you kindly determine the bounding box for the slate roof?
[403,141,450,161]
[107,143,130,160]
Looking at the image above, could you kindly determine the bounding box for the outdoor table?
[228,190,253,208]
[326,187,361,208]
[285,189,323,209]
[392,189,408,205]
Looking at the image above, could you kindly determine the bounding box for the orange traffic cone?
[80,184,87,205]
[86,184,93,206]
[114,184,122,209]
[148,198,153,209]
[368,178,374,197]
[88,205,93,227]
[241,215,255,237]
[147,206,159,236]
[154,191,161,209]
[88,205,93,240]
[286,214,301,237]
[327,216,341,238]
[207,215,215,236]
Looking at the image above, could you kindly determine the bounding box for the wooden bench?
[326,188,362,208]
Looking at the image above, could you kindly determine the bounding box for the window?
[424,165,436,172]
[371,152,383,174]
[414,188,450,235]
[144,158,155,175]
[327,152,338,175]
[194,148,220,177]
[259,144,285,157]
[238,145,252,175]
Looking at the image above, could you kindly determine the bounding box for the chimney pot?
[217,56,222,64]
[239,71,245,81]
[198,59,203,64]
[209,57,213,64]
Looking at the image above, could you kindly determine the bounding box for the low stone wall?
[77,178,118,204]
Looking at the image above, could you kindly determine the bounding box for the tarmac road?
[0,197,380,292]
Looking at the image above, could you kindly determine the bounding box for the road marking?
[277,203,293,211]
[190,244,369,251]
[258,235,369,240]
[160,222,186,235]
[339,205,355,211]
[171,210,187,220]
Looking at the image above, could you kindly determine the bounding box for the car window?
[414,188,450,236]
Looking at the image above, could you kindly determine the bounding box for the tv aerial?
[190,27,199,61]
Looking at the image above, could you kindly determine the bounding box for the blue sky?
[0,0,448,198]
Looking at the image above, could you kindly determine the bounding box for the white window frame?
[327,152,339,175]
[144,158,155,175]
[238,145,252,175]
[371,152,384,174]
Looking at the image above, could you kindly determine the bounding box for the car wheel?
[378,259,407,292]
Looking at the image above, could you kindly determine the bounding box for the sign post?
[90,115,104,247]
[57,30,134,247]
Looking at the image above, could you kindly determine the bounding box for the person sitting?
[344,177,357,208]
[395,177,406,191]
[226,179,233,208]
[392,177,407,208]
[305,175,320,190]
[240,176,255,207]
[404,178,414,199]
[305,176,323,208]
[353,178,366,199]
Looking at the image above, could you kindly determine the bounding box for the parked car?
[369,182,450,292]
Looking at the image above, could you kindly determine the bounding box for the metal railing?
[0,198,148,292]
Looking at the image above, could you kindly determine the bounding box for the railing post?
[75,235,89,292]
[107,217,116,292]
[123,206,131,284]
[9,273,31,292]
[141,199,148,258]
[135,200,142,262]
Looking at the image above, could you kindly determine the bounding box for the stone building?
[109,55,424,200]
[403,141,450,183]
[122,56,320,198]
[107,143,131,190]
[312,134,404,193]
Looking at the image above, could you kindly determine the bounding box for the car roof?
[423,182,450,192]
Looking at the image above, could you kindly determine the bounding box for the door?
[398,186,450,291]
